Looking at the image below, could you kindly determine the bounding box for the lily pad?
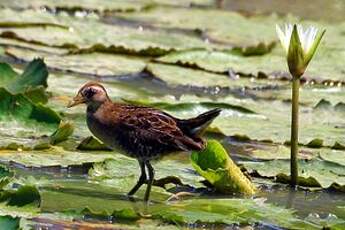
[117,6,285,48]
[0,0,150,13]
[319,149,345,167]
[0,58,49,103]
[40,188,321,229]
[0,88,61,147]
[1,185,40,207]
[191,140,256,195]
[0,215,19,230]
[0,165,13,189]
[0,92,60,124]
[89,154,204,190]
[0,8,212,56]
[145,63,284,89]
[0,0,213,13]
[5,46,147,77]
[241,159,345,191]
[49,121,74,145]
[157,47,345,83]
[77,136,111,151]
[0,147,116,168]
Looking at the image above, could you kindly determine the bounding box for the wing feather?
[119,109,204,152]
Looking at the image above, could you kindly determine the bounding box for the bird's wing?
[118,109,204,151]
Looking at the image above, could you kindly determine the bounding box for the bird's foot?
[151,176,184,189]
[166,192,196,202]
[126,194,137,202]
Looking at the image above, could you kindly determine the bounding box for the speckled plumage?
[68,82,221,202]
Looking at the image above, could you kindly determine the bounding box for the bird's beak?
[67,94,85,108]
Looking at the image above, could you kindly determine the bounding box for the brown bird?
[68,82,221,202]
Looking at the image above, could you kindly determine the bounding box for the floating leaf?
[0,58,49,104]
[0,8,212,56]
[242,159,345,191]
[6,47,147,77]
[0,0,213,13]
[0,59,62,150]
[145,63,282,89]
[157,47,345,83]
[40,188,321,229]
[89,155,204,192]
[2,186,40,207]
[0,165,13,190]
[117,6,282,48]
[0,215,19,230]
[0,88,60,123]
[6,58,48,95]
[191,140,256,195]
[77,136,111,151]
[49,121,74,145]
[320,149,345,167]
[0,147,116,168]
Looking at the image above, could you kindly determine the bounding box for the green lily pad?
[0,0,213,13]
[157,48,284,74]
[0,87,61,149]
[248,145,316,160]
[117,6,285,48]
[5,59,48,95]
[0,8,212,56]
[241,159,345,191]
[146,63,284,89]
[0,119,74,151]
[77,136,111,151]
[0,215,19,230]
[40,187,321,229]
[5,46,147,77]
[319,149,345,167]
[157,46,345,83]
[0,165,13,190]
[49,121,74,145]
[0,58,49,103]
[191,140,256,195]
[89,154,204,191]
[125,98,255,116]
[0,0,150,12]
[1,185,40,207]
[0,147,116,168]
[0,87,60,125]
[251,85,345,107]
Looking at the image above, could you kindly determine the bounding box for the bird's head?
[67,81,109,108]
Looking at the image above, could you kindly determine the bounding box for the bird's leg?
[128,160,146,196]
[144,161,155,202]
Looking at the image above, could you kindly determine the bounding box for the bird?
[67,81,221,202]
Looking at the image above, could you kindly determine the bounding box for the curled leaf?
[50,121,74,145]
[191,140,256,195]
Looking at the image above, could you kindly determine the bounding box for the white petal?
[305,27,318,52]
[296,25,319,54]
[276,24,292,53]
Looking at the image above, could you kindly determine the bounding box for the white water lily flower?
[276,24,325,78]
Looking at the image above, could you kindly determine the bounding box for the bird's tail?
[177,108,221,137]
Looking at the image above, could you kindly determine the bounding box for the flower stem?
[290,77,300,186]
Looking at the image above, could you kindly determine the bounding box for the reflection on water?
[258,184,345,219]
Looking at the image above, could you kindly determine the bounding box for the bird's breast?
[86,112,128,155]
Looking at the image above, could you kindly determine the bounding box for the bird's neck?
[86,99,110,113]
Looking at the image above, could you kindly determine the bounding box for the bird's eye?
[83,88,96,99]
